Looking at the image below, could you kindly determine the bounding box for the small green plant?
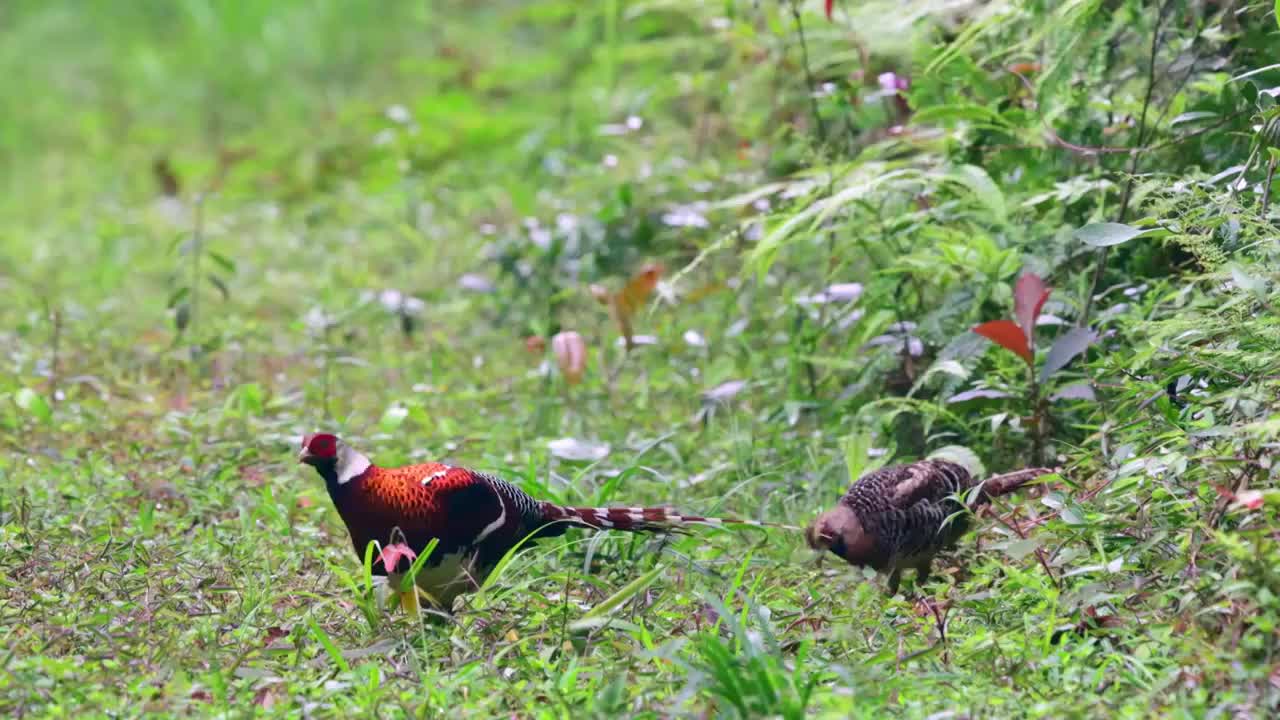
[972,271,1096,464]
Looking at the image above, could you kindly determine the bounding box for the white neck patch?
[335,443,372,484]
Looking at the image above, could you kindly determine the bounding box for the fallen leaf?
[548,438,610,462]
[594,264,664,348]
[618,263,663,315]
[239,465,267,487]
[457,274,494,293]
[262,626,289,647]
[153,156,180,197]
[253,685,280,709]
[798,282,863,304]
[683,330,707,347]
[614,335,657,348]
[703,380,747,404]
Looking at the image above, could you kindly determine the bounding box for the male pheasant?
[805,459,1054,593]
[299,433,792,614]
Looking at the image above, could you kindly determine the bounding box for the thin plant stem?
[787,0,827,141]
[1262,156,1276,216]
[1081,0,1174,326]
[190,194,205,346]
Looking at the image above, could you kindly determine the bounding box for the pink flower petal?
[376,542,419,572]
[1235,490,1264,510]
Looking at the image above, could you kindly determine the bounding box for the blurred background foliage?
[2,0,1280,717]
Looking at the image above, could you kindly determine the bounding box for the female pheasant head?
[298,433,372,486]
[805,505,873,565]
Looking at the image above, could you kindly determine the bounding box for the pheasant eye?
[307,434,337,458]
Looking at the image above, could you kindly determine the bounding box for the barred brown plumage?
[298,432,797,614]
[805,459,1055,594]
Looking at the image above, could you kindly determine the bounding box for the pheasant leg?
[887,568,902,595]
[914,557,933,588]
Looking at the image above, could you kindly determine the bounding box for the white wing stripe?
[421,468,451,486]
[474,500,507,544]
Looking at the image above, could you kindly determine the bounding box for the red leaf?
[825,0,834,20]
[973,320,1033,364]
[261,626,288,647]
[1013,272,1050,342]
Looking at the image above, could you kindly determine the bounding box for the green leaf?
[379,404,409,432]
[912,103,1011,128]
[224,383,264,417]
[1074,222,1144,247]
[1040,327,1097,382]
[307,619,350,672]
[362,540,377,595]
[137,501,155,535]
[928,445,984,478]
[174,303,190,333]
[1169,111,1217,127]
[400,538,439,592]
[946,164,1007,224]
[208,274,230,301]
[167,286,189,309]
[1229,263,1269,299]
[1000,538,1041,561]
[207,250,237,274]
[1260,114,1280,147]
[841,432,888,484]
[14,388,52,423]
[569,564,666,632]
[747,165,916,276]
[1061,504,1086,525]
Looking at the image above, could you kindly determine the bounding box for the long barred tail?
[981,467,1057,499]
[540,503,800,533]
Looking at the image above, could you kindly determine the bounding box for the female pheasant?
[299,432,792,614]
[805,459,1054,594]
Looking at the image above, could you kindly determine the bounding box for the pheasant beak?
[804,520,832,551]
[298,448,312,464]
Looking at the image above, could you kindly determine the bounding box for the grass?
[3,0,1280,717]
